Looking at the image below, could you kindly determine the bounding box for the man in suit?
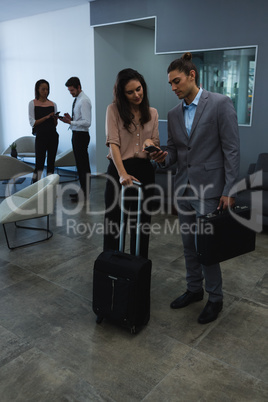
[152,53,240,324]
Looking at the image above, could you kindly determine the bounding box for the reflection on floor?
[0,176,267,401]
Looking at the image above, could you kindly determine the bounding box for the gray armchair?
[54,149,78,182]
[236,153,268,227]
[0,155,34,197]
[0,174,59,249]
[2,136,35,159]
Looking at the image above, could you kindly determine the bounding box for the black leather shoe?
[170,289,204,309]
[198,300,223,324]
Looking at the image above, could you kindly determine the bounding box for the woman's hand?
[142,139,156,150]
[109,144,140,186]
[47,112,55,119]
[119,173,140,186]
[34,112,56,128]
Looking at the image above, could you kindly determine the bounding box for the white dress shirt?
[70,90,92,132]
[183,88,203,136]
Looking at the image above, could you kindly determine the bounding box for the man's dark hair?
[167,52,199,85]
[65,77,81,89]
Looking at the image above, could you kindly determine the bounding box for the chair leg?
[56,167,79,183]
[2,216,53,250]
[0,181,12,198]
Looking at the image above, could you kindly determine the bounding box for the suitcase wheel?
[96,315,103,324]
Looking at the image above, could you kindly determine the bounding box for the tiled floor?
[0,175,267,401]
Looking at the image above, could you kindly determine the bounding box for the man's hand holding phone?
[143,143,168,163]
[58,112,72,124]
[144,145,161,153]
[55,111,64,118]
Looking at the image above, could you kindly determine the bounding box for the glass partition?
[195,47,256,125]
[94,19,257,127]
[157,46,257,126]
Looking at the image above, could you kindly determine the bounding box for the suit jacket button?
[188,147,191,151]
[188,164,191,168]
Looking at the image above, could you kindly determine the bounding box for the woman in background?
[103,68,160,258]
[28,79,59,182]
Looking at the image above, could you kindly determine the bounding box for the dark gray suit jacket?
[165,89,240,199]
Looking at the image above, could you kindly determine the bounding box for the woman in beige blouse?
[103,68,160,258]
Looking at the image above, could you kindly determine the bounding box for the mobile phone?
[55,111,60,115]
[144,145,160,153]
[55,112,64,118]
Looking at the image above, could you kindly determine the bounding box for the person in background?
[59,77,91,202]
[28,79,59,182]
[103,68,160,259]
[152,52,240,324]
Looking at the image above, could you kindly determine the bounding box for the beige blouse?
[106,103,160,160]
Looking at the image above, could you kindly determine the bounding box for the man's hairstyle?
[35,79,50,99]
[167,52,199,85]
[65,77,81,89]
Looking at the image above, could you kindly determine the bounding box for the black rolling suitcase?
[92,182,152,334]
[196,205,256,266]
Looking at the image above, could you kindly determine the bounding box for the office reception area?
[0,0,267,400]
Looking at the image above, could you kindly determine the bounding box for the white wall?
[0,4,97,172]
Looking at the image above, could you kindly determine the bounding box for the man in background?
[60,76,92,202]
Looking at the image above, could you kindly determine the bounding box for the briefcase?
[196,205,256,265]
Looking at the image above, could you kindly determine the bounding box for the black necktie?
[72,98,77,120]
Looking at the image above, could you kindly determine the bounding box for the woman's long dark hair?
[113,68,151,131]
[35,79,50,99]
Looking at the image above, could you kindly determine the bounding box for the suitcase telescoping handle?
[119,181,142,256]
